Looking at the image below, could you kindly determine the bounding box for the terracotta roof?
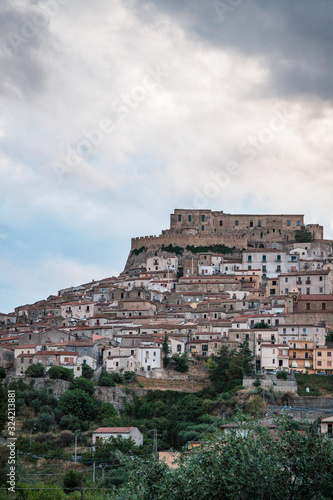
[93,427,137,433]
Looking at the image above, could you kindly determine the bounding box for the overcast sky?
[1,0,333,311]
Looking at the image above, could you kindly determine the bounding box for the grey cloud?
[137,0,333,101]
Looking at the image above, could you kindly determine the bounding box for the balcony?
[305,279,311,284]
[296,280,302,285]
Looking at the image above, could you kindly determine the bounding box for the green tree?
[162,334,170,368]
[171,354,189,373]
[82,363,94,379]
[253,321,271,329]
[63,470,82,495]
[58,389,99,420]
[98,372,116,387]
[48,366,74,381]
[69,377,95,395]
[25,363,45,378]
[295,225,313,242]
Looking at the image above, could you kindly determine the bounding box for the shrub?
[69,377,95,395]
[276,371,288,380]
[37,413,56,432]
[63,470,82,495]
[59,414,80,432]
[171,354,189,373]
[82,364,94,379]
[58,389,99,420]
[55,430,73,448]
[123,371,137,383]
[25,363,45,378]
[48,366,73,381]
[98,372,116,387]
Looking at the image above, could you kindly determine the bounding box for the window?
[303,328,307,335]
[306,288,310,295]
[306,303,310,310]
[248,265,252,270]
[318,361,322,366]
[250,220,253,227]
[272,280,277,285]
[277,255,281,262]
[235,220,239,226]
[285,277,288,282]
[318,352,322,357]
[297,220,301,226]
[328,352,332,357]
[248,255,252,262]
[305,352,308,359]
[202,226,204,231]
[285,288,289,294]
[188,215,191,222]
[293,352,296,358]
[29,334,31,340]
[319,276,323,281]
[202,215,205,222]
[272,359,275,364]
[262,265,267,272]
[21,357,24,364]
[328,361,332,367]
[277,265,281,272]
[283,328,286,334]
[219,220,223,226]
[322,303,326,310]
[258,220,261,227]
[178,214,181,221]
[319,287,323,293]
[287,220,290,226]
[262,255,267,262]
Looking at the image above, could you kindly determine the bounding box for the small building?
[320,416,333,437]
[92,427,143,450]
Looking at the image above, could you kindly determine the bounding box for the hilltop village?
[1,209,333,378]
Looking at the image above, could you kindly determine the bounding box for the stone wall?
[243,376,297,393]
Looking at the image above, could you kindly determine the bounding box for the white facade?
[277,324,326,346]
[146,257,178,273]
[61,301,95,320]
[279,271,332,296]
[242,250,298,278]
[260,344,289,371]
[92,427,143,449]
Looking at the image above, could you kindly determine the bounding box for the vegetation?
[82,364,94,379]
[295,226,313,243]
[161,244,184,255]
[295,373,333,396]
[48,366,74,381]
[0,367,6,379]
[25,364,46,378]
[162,334,170,368]
[186,244,236,254]
[63,470,82,495]
[253,321,272,329]
[170,354,189,373]
[276,371,288,380]
[207,341,254,392]
[131,246,147,256]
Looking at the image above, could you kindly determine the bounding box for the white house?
[260,344,289,372]
[242,250,298,279]
[92,427,143,450]
[146,257,178,274]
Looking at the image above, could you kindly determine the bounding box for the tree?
[115,419,333,499]
[295,226,313,243]
[253,321,271,329]
[98,372,116,387]
[162,334,170,368]
[63,470,82,495]
[171,354,189,373]
[69,377,95,395]
[82,363,94,379]
[0,367,6,379]
[48,366,73,381]
[208,342,254,392]
[58,389,99,420]
[25,363,45,378]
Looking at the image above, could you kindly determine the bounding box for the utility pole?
[74,434,77,462]
[153,429,158,461]
[93,459,96,483]
[81,487,84,500]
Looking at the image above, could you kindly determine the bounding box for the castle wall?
[131,232,248,252]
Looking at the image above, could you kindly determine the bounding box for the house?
[260,344,289,372]
[320,416,333,437]
[279,270,332,296]
[288,340,314,373]
[92,427,143,450]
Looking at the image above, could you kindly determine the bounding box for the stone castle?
[131,209,323,251]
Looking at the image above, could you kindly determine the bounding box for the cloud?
[0,0,332,310]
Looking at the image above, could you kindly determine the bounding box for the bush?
[82,364,94,379]
[0,367,6,379]
[59,414,80,432]
[48,366,73,381]
[55,430,73,448]
[276,371,288,380]
[25,363,45,378]
[98,372,116,387]
[123,371,137,383]
[63,470,82,495]
[58,389,99,420]
[69,377,95,395]
[37,412,55,432]
[171,354,189,373]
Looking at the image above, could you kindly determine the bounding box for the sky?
[1,0,333,311]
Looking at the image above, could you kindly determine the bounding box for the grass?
[296,373,333,396]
